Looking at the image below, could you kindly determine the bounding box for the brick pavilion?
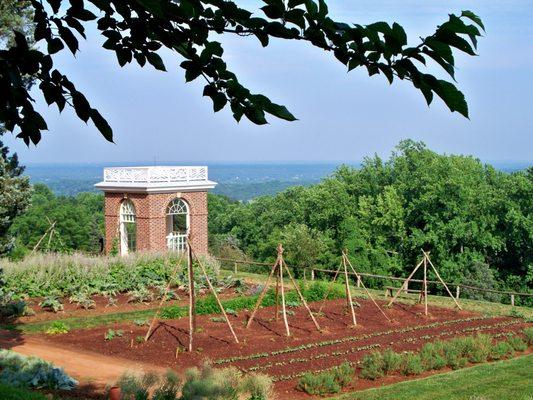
[95,166,216,256]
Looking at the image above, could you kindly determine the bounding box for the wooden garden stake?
[422,250,462,310]
[189,240,239,344]
[343,252,391,322]
[275,270,280,321]
[278,245,291,336]
[281,257,321,333]
[188,242,195,352]
[423,254,428,316]
[342,254,357,326]
[387,258,424,307]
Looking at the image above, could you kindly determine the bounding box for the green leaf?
[146,52,166,71]
[135,0,164,17]
[47,38,64,54]
[90,109,113,142]
[433,79,468,118]
[244,107,268,125]
[264,103,297,121]
[261,5,284,19]
[461,10,485,31]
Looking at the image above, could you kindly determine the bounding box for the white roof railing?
[102,166,209,184]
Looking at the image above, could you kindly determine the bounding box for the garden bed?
[38,298,531,398]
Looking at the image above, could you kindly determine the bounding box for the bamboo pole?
[31,221,56,254]
[423,250,462,310]
[145,252,185,341]
[246,259,279,328]
[342,255,357,326]
[387,258,424,307]
[189,241,239,344]
[187,243,195,352]
[282,258,321,332]
[344,253,391,322]
[275,268,280,321]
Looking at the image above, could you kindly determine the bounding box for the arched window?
[166,198,189,252]
[119,200,136,255]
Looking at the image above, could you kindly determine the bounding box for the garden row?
[296,328,533,396]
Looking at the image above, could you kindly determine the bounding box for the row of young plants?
[243,319,524,374]
[112,362,274,400]
[213,316,493,365]
[295,329,533,396]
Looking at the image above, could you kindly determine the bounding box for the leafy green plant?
[39,296,63,313]
[134,319,149,326]
[45,321,70,335]
[69,292,95,310]
[128,287,153,303]
[0,350,77,390]
[104,329,124,341]
[420,342,447,370]
[135,336,145,344]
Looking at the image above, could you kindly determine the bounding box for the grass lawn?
[0,383,49,400]
[330,354,533,400]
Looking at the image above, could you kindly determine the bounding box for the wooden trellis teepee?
[318,250,391,326]
[246,244,321,336]
[387,250,462,316]
[145,237,239,352]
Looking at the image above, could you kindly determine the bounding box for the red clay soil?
[38,298,531,398]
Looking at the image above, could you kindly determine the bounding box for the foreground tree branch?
[0,0,484,145]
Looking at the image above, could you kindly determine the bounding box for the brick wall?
[104,190,209,256]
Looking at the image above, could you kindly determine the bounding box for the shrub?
[442,344,467,370]
[0,350,77,390]
[490,341,514,360]
[45,321,70,335]
[297,363,353,396]
[297,372,340,396]
[420,342,446,370]
[468,334,492,363]
[152,371,181,400]
[181,363,240,400]
[401,353,425,376]
[39,296,63,313]
[382,349,402,373]
[506,335,527,352]
[104,329,123,341]
[360,352,385,380]
[523,327,533,346]
[241,373,273,400]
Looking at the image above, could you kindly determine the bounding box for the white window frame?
[166,198,189,252]
[119,200,136,255]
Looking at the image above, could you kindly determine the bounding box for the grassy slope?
[330,355,533,400]
[4,269,532,334]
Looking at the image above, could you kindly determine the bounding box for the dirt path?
[0,333,166,387]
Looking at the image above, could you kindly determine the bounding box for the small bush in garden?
[443,344,467,370]
[297,363,353,396]
[241,373,273,400]
[506,335,527,352]
[45,321,70,335]
[401,353,425,376]
[134,319,148,326]
[360,352,385,380]
[0,349,77,390]
[382,349,402,373]
[490,341,514,360]
[297,371,340,396]
[127,286,153,303]
[523,327,533,346]
[181,362,241,400]
[420,342,446,370]
[153,370,181,400]
[468,334,492,363]
[69,292,95,310]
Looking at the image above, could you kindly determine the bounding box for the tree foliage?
[0,140,31,255]
[0,1,483,145]
[209,141,532,299]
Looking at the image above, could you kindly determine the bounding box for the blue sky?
[4,0,533,164]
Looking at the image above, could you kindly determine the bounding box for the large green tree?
[0,0,483,145]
